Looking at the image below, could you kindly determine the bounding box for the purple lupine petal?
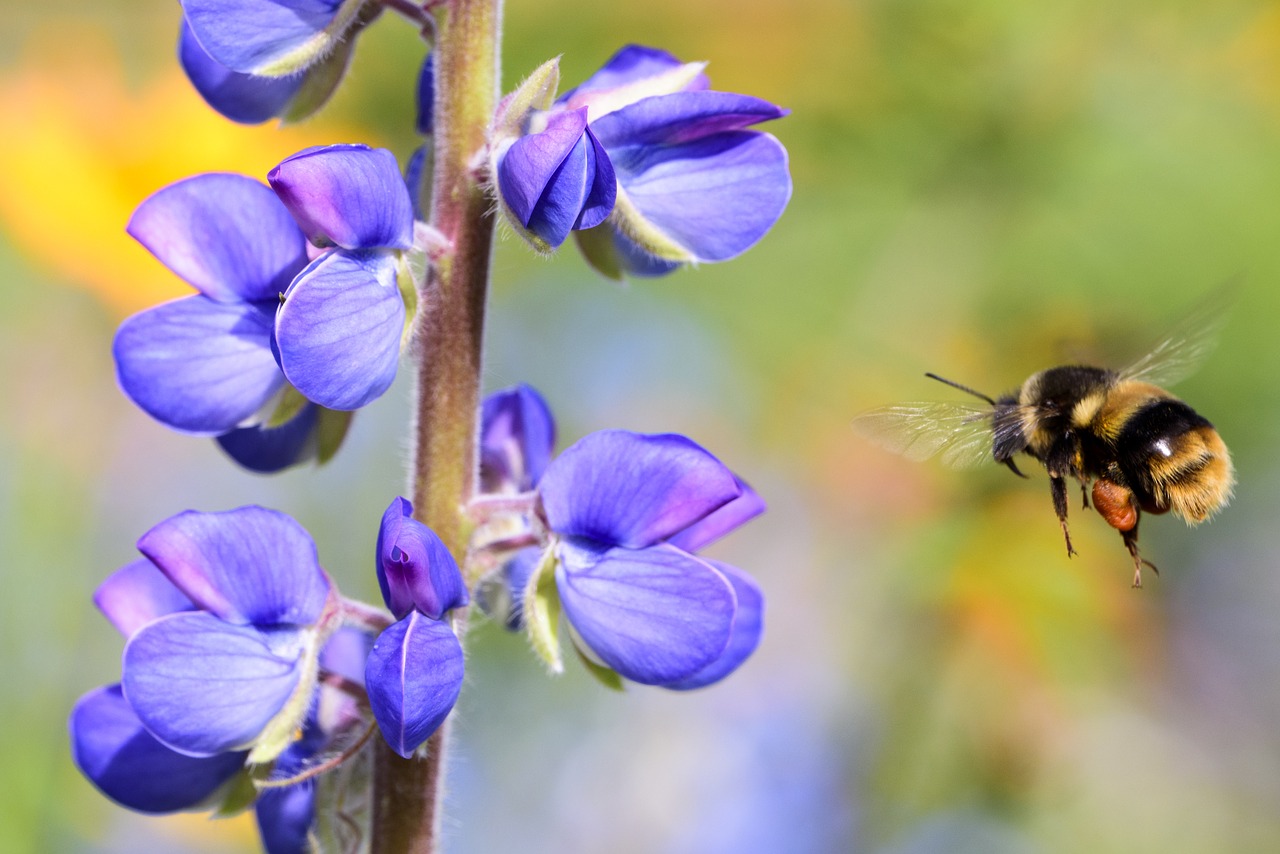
[179,20,302,124]
[365,612,464,758]
[181,0,353,75]
[539,430,741,549]
[274,249,405,411]
[70,685,246,813]
[667,477,766,552]
[136,506,330,627]
[591,91,787,149]
[574,127,616,230]
[497,108,596,247]
[255,775,315,854]
[269,145,414,250]
[113,296,284,435]
[416,52,434,135]
[559,45,709,115]
[566,45,700,97]
[122,613,308,756]
[127,173,308,303]
[376,497,468,620]
[319,626,373,686]
[94,559,196,639]
[215,402,319,473]
[608,130,791,263]
[479,384,556,493]
[556,542,735,685]
[664,561,763,690]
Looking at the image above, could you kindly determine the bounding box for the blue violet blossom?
[492,45,791,276]
[115,144,419,469]
[365,497,467,757]
[114,172,348,472]
[178,0,382,123]
[271,144,419,411]
[470,388,765,689]
[69,508,369,852]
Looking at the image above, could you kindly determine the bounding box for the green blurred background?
[5,0,1280,851]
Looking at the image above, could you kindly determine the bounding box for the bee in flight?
[853,298,1235,587]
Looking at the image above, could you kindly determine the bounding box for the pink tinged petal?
[608,131,792,263]
[539,430,741,549]
[136,506,330,627]
[663,561,764,690]
[365,613,464,758]
[667,477,766,553]
[122,613,307,756]
[70,685,245,813]
[269,145,414,250]
[479,384,556,493]
[556,543,735,685]
[319,626,373,686]
[127,173,308,302]
[95,559,196,639]
[113,296,284,435]
[376,497,467,620]
[274,249,405,411]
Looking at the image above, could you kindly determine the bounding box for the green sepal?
[278,32,356,123]
[574,226,624,281]
[265,385,310,429]
[212,766,261,817]
[493,57,561,140]
[573,645,625,692]
[314,407,353,465]
[251,0,371,77]
[609,186,695,264]
[522,547,563,674]
[396,251,422,350]
[247,630,322,766]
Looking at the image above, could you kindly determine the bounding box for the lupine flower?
[119,507,340,762]
[365,498,466,757]
[113,173,344,472]
[528,430,766,688]
[479,383,557,494]
[271,145,418,411]
[181,0,376,80]
[492,45,791,276]
[71,529,364,846]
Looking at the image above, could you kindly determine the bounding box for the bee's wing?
[852,402,999,469]
[1117,286,1235,388]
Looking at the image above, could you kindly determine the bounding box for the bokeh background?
[5,0,1280,851]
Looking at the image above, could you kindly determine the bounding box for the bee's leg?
[1050,475,1076,557]
[1120,524,1159,588]
[1079,480,1090,510]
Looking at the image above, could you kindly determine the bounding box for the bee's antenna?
[924,372,997,405]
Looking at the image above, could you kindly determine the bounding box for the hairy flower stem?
[370,2,501,852]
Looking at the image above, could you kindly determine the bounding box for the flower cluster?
[475,386,766,690]
[69,508,350,851]
[115,144,419,472]
[70,503,469,845]
[492,45,792,278]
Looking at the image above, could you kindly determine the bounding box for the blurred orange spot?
[0,25,367,317]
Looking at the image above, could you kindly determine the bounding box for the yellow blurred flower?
[0,25,368,317]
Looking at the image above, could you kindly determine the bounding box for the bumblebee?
[853,299,1235,586]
